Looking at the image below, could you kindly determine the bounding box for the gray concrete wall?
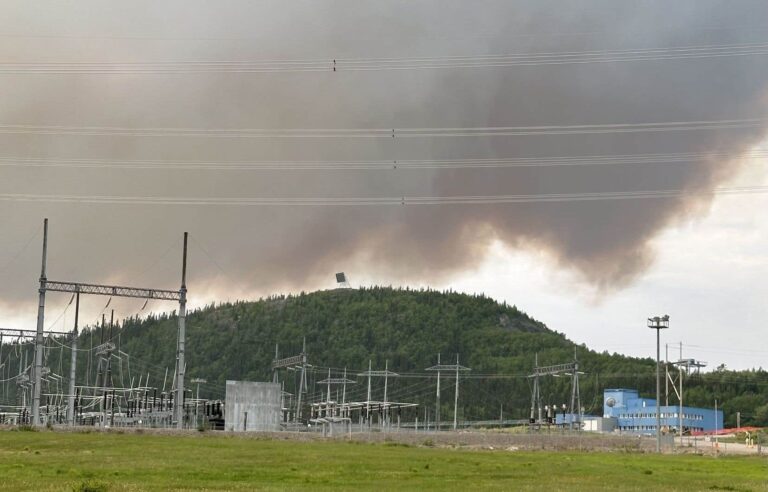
[225,381,281,432]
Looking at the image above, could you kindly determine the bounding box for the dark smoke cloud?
[1,0,768,319]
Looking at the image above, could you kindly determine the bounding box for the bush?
[72,479,109,492]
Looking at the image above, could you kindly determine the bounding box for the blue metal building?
[603,388,722,434]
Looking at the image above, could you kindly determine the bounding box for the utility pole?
[715,399,719,452]
[32,218,48,426]
[530,353,541,430]
[383,360,390,426]
[67,291,79,425]
[105,310,115,414]
[342,368,348,406]
[428,354,440,431]
[436,354,440,430]
[191,377,206,427]
[273,345,279,383]
[679,342,683,447]
[366,360,372,427]
[175,232,188,429]
[569,349,582,431]
[647,315,670,454]
[665,344,669,408]
[453,354,465,431]
[295,338,307,423]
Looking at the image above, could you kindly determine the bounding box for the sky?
[0,1,767,370]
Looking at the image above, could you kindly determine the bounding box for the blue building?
[603,389,722,434]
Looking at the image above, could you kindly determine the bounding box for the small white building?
[224,381,281,432]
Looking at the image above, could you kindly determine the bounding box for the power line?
[0,118,762,139]
[2,22,767,42]
[1,41,767,73]
[0,185,767,207]
[0,223,41,276]
[0,151,765,171]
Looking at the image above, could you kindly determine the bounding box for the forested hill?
[16,287,767,426]
[109,287,767,426]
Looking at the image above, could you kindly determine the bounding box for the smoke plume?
[1,0,767,320]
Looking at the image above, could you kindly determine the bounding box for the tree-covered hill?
[3,287,766,426]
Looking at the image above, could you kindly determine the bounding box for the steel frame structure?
[271,340,309,423]
[426,353,471,431]
[29,218,189,429]
[529,352,582,431]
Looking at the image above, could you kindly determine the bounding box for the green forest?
[2,287,766,427]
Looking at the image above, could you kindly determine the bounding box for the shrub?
[72,479,109,492]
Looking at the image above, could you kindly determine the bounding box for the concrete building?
[224,381,281,432]
[603,388,722,435]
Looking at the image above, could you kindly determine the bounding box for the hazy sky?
[1,1,767,370]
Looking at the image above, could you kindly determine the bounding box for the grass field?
[0,430,766,491]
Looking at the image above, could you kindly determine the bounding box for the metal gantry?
[358,359,400,427]
[426,353,471,430]
[29,218,189,428]
[271,339,308,424]
[310,368,356,434]
[529,351,583,431]
[666,341,707,446]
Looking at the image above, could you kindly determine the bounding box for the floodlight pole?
[32,218,48,426]
[175,232,188,429]
[647,315,669,454]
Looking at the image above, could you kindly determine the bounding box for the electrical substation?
[0,219,730,438]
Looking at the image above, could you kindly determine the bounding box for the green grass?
[0,430,766,491]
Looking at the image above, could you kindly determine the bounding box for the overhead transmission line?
[0,118,762,139]
[0,150,765,171]
[0,185,767,207]
[1,42,767,73]
[2,22,767,42]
